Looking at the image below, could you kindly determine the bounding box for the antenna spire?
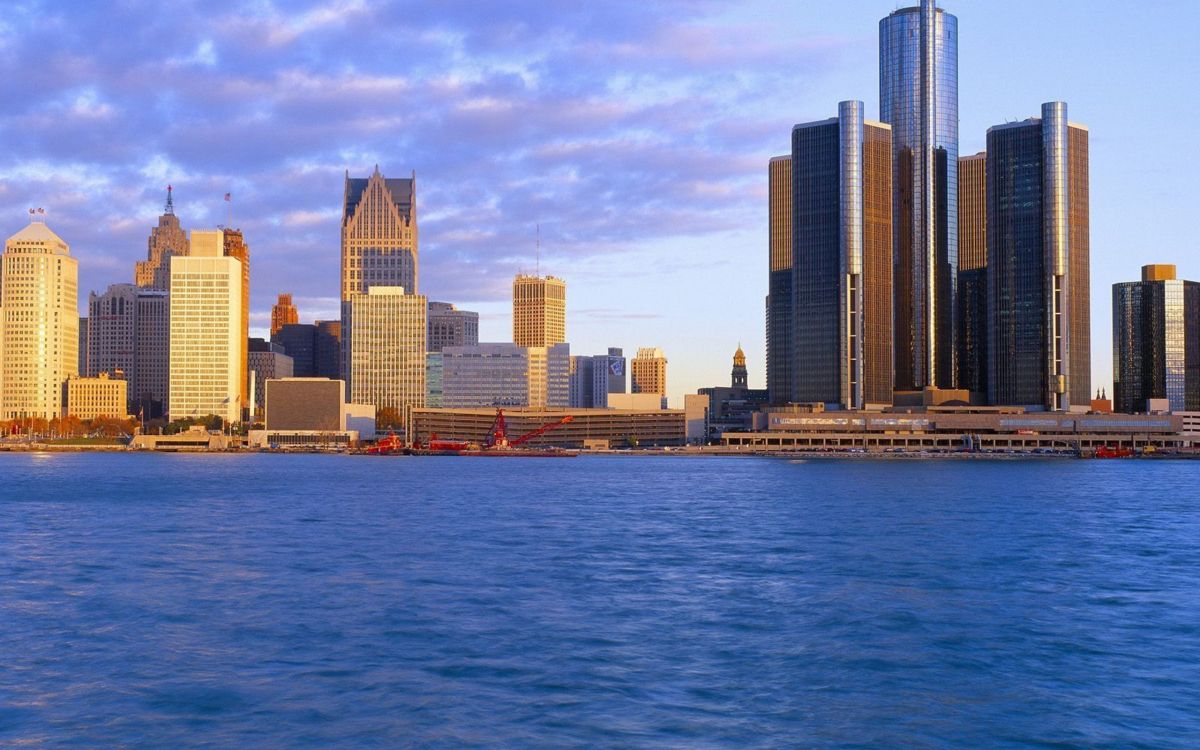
[165,185,174,215]
[536,223,540,276]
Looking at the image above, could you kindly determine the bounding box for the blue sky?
[2,1,1197,405]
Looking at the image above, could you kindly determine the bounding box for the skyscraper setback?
[790,101,894,409]
[135,187,188,290]
[271,293,298,336]
[986,102,1090,410]
[880,0,959,391]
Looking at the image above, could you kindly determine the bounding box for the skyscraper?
[631,347,668,404]
[1112,265,1200,413]
[766,155,793,405]
[133,288,170,417]
[135,186,188,290]
[169,230,244,422]
[512,274,566,348]
[791,101,894,409]
[86,283,138,381]
[880,0,959,391]
[222,228,251,411]
[987,102,1090,410]
[271,293,298,336]
[957,151,988,395]
[1,219,79,421]
[343,286,426,421]
[341,167,417,301]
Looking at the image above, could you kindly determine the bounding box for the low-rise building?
[412,407,685,449]
[65,373,128,420]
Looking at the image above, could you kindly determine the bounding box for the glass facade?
[987,105,1089,409]
[879,0,958,391]
[790,103,893,409]
[766,155,793,405]
[1113,272,1200,413]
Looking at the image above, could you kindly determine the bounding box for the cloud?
[0,0,851,323]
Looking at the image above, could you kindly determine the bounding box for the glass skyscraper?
[986,102,1090,410]
[1113,265,1200,413]
[791,101,894,409]
[766,155,793,405]
[879,0,958,391]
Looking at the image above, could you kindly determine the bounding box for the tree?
[376,407,403,430]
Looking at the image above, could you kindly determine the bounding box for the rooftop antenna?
[536,223,540,277]
[165,185,174,215]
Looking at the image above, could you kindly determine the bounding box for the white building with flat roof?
[168,230,243,422]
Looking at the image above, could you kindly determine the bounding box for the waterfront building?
[270,293,298,336]
[547,343,571,408]
[341,167,417,301]
[65,373,127,420]
[1,219,79,421]
[86,284,137,385]
[568,348,626,408]
[133,288,170,417]
[957,152,988,396]
[343,286,426,420]
[250,377,374,449]
[766,154,793,405]
[134,186,188,290]
[880,0,959,391]
[221,228,251,410]
[631,347,668,407]
[1113,264,1200,413]
[697,346,770,439]
[169,230,244,423]
[412,407,686,449]
[791,101,894,409]
[427,301,480,352]
[248,338,294,414]
[987,103,1090,410]
[513,274,566,348]
[442,343,546,408]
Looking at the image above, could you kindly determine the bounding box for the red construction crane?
[485,409,573,450]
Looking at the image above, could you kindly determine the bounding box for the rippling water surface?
[2,453,1199,748]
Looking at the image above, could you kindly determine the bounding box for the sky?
[2,0,1199,406]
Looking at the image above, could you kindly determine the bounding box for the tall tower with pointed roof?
[1,218,79,420]
[135,186,189,290]
[732,345,748,389]
[340,167,417,301]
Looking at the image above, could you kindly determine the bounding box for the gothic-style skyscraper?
[880,0,959,392]
[135,186,188,290]
[340,167,418,300]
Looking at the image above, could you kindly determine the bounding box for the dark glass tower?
[880,0,958,392]
[766,156,793,404]
[1113,265,1200,413]
[790,101,893,409]
[987,102,1090,410]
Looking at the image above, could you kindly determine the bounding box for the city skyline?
[2,2,1199,404]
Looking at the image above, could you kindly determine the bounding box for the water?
[1,453,1198,748]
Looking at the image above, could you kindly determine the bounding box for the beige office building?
[169,230,244,422]
[343,286,426,419]
[221,228,250,408]
[631,347,668,402]
[341,167,418,301]
[513,274,566,348]
[65,373,128,420]
[1,220,79,421]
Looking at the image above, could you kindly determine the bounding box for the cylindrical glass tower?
[879,0,958,391]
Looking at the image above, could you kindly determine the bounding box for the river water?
[1,453,1198,748]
